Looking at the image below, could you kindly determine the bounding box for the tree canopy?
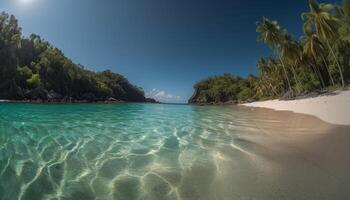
[0,12,145,102]
[190,0,350,104]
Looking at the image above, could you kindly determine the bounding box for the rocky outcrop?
[0,80,147,103]
[124,86,146,102]
[107,97,118,102]
[188,88,208,104]
[24,87,49,100]
[145,98,159,103]
[47,90,63,100]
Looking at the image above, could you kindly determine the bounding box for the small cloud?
[146,88,184,103]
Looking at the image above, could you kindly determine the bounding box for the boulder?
[243,98,255,104]
[25,87,49,100]
[47,90,63,100]
[223,100,238,105]
[107,97,118,102]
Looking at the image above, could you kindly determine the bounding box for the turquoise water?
[0,103,350,200]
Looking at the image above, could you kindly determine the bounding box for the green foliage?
[16,66,33,87]
[193,74,257,103]
[0,12,22,81]
[27,74,41,88]
[238,88,254,102]
[191,0,350,104]
[0,12,145,102]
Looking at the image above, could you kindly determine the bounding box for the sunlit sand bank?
[242,90,350,125]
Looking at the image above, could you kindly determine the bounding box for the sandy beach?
[243,90,350,125]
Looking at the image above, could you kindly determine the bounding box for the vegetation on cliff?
[0,12,145,102]
[190,0,350,104]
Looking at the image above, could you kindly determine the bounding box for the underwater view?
[1,103,350,200]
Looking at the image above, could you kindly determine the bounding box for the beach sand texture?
[243,90,350,125]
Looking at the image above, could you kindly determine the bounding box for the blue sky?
[0,0,341,103]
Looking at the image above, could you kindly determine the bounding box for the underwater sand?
[0,103,349,200]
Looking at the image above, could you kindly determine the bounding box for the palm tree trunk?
[311,65,323,89]
[326,40,345,87]
[316,65,325,88]
[262,73,278,96]
[311,58,325,88]
[291,64,304,92]
[278,55,292,92]
[321,55,335,86]
[266,79,279,96]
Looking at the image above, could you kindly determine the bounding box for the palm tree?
[302,31,335,86]
[256,17,292,92]
[257,57,279,96]
[279,32,304,91]
[302,0,345,87]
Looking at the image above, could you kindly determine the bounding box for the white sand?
[243,90,350,125]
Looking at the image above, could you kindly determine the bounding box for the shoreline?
[0,99,161,104]
[242,90,350,126]
[3,92,349,126]
[0,99,126,104]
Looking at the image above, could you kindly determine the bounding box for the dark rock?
[25,87,49,100]
[47,90,63,100]
[239,98,255,104]
[107,97,118,102]
[246,98,255,103]
[188,88,200,104]
[223,100,238,105]
[188,88,209,104]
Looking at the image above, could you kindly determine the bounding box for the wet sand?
[225,107,350,199]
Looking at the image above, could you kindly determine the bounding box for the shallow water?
[0,103,350,200]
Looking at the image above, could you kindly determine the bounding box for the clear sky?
[0,0,340,103]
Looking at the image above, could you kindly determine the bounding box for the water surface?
[0,103,349,200]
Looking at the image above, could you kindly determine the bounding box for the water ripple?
[0,103,349,199]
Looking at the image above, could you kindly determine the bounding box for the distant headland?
[0,12,158,103]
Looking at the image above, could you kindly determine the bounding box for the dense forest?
[0,12,146,102]
[189,0,350,104]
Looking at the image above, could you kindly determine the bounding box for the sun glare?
[20,0,34,4]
